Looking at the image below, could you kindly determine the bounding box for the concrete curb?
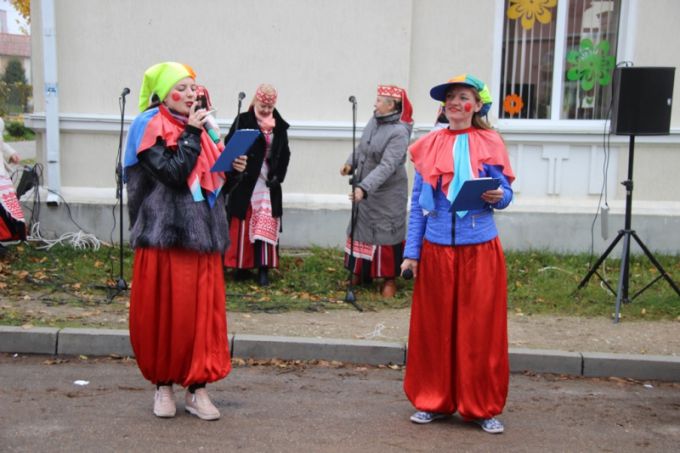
[1,326,678,381]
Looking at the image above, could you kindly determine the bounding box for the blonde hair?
[251,83,278,107]
[471,89,492,130]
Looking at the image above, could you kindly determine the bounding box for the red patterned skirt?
[224,207,279,269]
[344,241,404,280]
[0,175,26,241]
[129,247,231,387]
[403,238,509,419]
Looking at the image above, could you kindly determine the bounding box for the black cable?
[44,188,91,234]
[588,100,612,268]
[587,61,629,268]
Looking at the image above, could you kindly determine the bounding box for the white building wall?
[24,0,680,251]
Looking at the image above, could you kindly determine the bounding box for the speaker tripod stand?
[577,135,680,322]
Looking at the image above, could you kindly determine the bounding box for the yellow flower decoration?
[507,0,557,30]
[503,93,524,116]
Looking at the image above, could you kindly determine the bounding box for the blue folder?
[211,129,261,172]
[450,177,501,212]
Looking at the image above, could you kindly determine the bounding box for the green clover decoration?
[566,39,616,91]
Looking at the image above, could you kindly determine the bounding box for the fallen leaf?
[21,323,33,329]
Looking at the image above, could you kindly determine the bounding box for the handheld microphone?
[348,95,356,104]
[401,269,413,280]
[121,87,130,98]
[238,92,246,101]
[203,115,220,144]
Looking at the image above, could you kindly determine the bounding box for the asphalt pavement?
[1,354,679,452]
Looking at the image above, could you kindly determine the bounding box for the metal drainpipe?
[42,0,60,205]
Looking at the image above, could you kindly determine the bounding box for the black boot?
[258,267,269,287]
[234,269,252,281]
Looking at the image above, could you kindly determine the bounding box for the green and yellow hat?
[429,74,493,116]
[138,62,196,112]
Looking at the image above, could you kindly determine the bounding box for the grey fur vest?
[126,165,229,253]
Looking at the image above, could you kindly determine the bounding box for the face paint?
[171,92,181,102]
[464,102,472,112]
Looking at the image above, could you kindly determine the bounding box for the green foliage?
[0,61,31,113]
[4,119,33,139]
[506,250,680,320]
[1,244,678,326]
[3,60,27,84]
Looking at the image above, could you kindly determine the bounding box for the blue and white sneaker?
[474,417,504,434]
[410,411,447,424]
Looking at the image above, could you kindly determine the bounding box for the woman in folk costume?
[124,62,246,421]
[0,118,26,257]
[224,84,291,287]
[401,74,515,433]
[340,85,413,298]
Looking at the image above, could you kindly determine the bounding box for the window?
[499,0,622,120]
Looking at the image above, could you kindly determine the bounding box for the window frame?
[491,0,637,131]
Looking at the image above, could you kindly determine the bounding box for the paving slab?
[232,334,405,365]
[582,352,680,381]
[0,326,58,355]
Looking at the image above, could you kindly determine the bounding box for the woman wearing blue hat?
[401,74,515,434]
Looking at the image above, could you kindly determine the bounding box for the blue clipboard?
[211,129,261,172]
[450,177,501,212]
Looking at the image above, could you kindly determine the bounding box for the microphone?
[203,115,220,144]
[238,92,246,101]
[348,95,356,104]
[401,269,413,280]
[121,87,130,98]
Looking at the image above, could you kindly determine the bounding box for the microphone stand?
[344,96,363,312]
[234,92,245,131]
[109,89,129,302]
[227,92,247,194]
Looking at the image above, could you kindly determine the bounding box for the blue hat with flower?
[429,74,493,116]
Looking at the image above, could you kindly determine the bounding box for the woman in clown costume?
[124,62,246,421]
[401,74,515,434]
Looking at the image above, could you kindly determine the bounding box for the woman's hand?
[349,187,365,202]
[8,154,20,165]
[340,164,352,176]
[481,187,504,205]
[232,155,247,173]
[400,258,418,279]
[187,102,209,129]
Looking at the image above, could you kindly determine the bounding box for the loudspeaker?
[610,67,674,135]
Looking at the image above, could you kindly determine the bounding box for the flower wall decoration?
[503,93,524,116]
[507,0,557,31]
[566,39,616,91]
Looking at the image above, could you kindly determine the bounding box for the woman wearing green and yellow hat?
[124,62,246,421]
[401,74,515,434]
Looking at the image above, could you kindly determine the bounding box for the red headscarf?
[377,85,413,124]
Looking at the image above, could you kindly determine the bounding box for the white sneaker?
[153,385,176,418]
[474,417,504,434]
[185,388,220,420]
[410,411,448,424]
